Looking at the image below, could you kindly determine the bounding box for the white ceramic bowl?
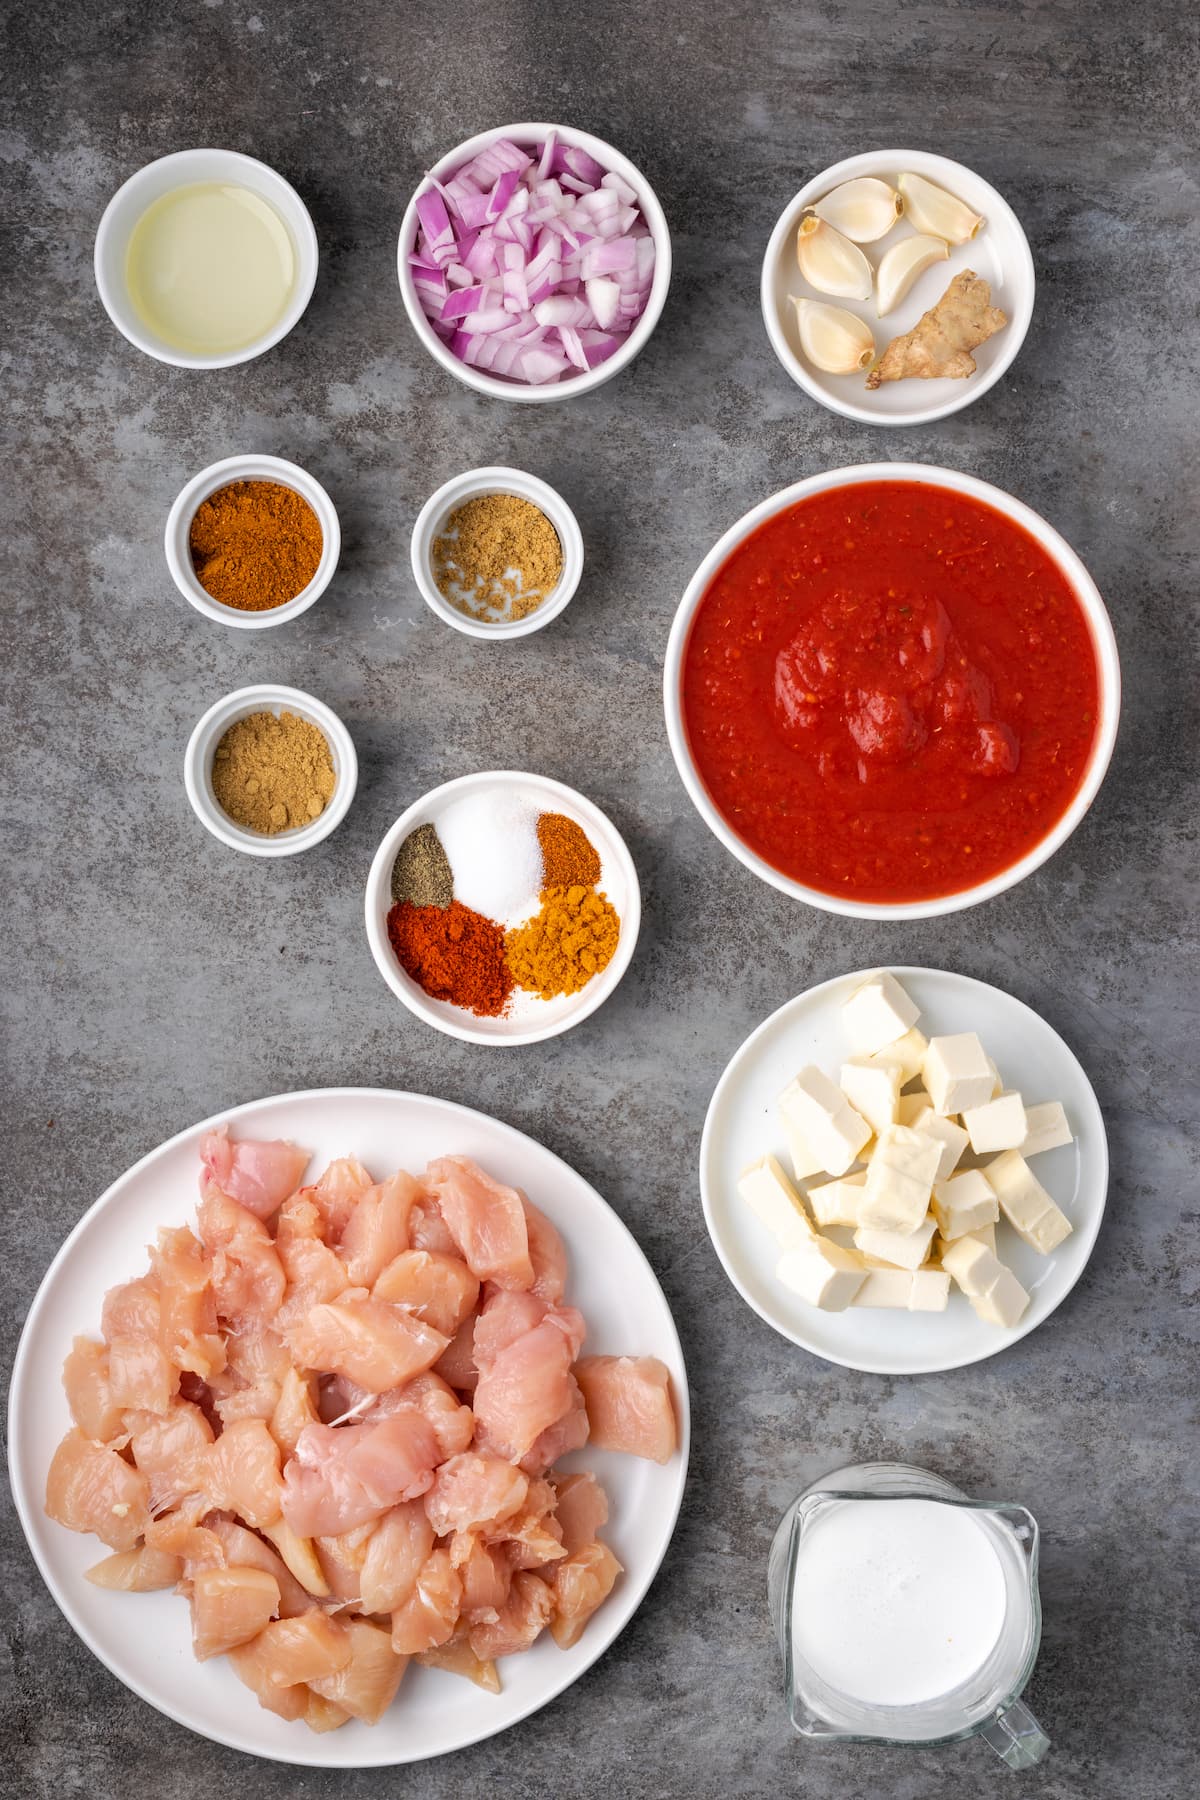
[165,454,340,630]
[365,771,641,1045]
[94,148,319,369]
[663,463,1121,920]
[184,684,358,858]
[397,122,671,403]
[762,149,1034,426]
[411,466,583,640]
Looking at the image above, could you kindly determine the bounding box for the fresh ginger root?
[866,270,1007,387]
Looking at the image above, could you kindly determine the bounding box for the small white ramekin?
[663,463,1121,920]
[411,467,583,641]
[397,122,672,404]
[365,771,641,1046]
[762,148,1034,427]
[95,148,319,369]
[165,454,340,631]
[184,684,358,858]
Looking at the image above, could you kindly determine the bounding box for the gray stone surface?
[2,1,1198,1794]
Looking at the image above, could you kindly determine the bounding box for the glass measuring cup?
[767,1462,1049,1769]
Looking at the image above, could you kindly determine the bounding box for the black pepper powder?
[391,823,454,908]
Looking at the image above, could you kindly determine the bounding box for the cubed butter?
[779,1067,871,1177]
[1020,1101,1073,1158]
[737,1155,814,1250]
[983,1150,1073,1254]
[775,1237,866,1311]
[843,971,921,1055]
[853,1267,950,1311]
[807,1172,867,1229]
[873,1026,928,1084]
[940,1234,1005,1298]
[854,1213,938,1271]
[859,1124,942,1234]
[921,1033,996,1115]
[962,1091,1028,1155]
[931,1168,1000,1241]
[934,1221,996,1262]
[987,1056,1004,1098]
[781,1117,825,1183]
[897,1092,932,1128]
[840,1056,903,1136]
[971,1265,1031,1328]
[914,1110,969,1182]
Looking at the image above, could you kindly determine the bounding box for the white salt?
[436,790,542,922]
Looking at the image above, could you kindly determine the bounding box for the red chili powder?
[387,899,513,1017]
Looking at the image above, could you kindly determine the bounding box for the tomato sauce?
[681,482,1100,903]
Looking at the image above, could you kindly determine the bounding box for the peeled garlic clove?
[796,213,873,301]
[814,176,903,243]
[875,233,950,316]
[791,298,876,373]
[897,172,984,244]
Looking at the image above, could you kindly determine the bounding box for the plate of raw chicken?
[8,1089,688,1767]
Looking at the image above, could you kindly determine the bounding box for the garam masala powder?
[189,479,323,612]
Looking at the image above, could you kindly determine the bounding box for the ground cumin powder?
[211,709,336,835]
[432,493,563,623]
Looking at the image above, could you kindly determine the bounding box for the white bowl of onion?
[761,149,1034,427]
[397,122,672,402]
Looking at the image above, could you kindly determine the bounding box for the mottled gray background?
[3,1,1198,1794]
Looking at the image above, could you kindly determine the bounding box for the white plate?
[761,149,1034,426]
[364,772,641,1046]
[701,969,1106,1374]
[7,1089,689,1767]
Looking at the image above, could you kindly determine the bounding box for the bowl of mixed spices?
[165,453,340,629]
[364,771,640,1043]
[185,683,358,856]
[411,467,583,640]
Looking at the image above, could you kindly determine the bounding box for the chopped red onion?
[412,134,657,386]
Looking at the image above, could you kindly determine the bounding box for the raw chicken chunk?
[85,1545,182,1591]
[309,1618,409,1724]
[285,1297,448,1393]
[190,1565,280,1660]
[200,1127,310,1221]
[62,1337,124,1443]
[426,1157,535,1290]
[468,1570,553,1660]
[550,1541,623,1649]
[45,1429,151,1551]
[389,1546,463,1655]
[575,1356,678,1464]
[373,1249,480,1336]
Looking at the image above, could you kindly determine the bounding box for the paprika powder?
[387,899,512,1016]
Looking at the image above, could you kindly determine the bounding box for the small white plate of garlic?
[700,967,1107,1374]
[761,149,1034,426]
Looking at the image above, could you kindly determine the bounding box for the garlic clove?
[814,176,904,243]
[875,233,950,316]
[796,213,873,301]
[897,172,984,245]
[791,298,876,374]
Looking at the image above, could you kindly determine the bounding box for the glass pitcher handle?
[979,1698,1051,1769]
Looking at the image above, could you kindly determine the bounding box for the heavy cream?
[791,1496,1007,1708]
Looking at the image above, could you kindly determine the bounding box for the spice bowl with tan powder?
[411,466,584,641]
[184,684,358,857]
[165,453,341,629]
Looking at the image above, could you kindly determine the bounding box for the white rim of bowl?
[184,683,358,858]
[397,122,672,404]
[663,462,1121,920]
[410,466,584,640]
[164,454,341,630]
[364,770,642,1045]
[760,148,1035,426]
[94,147,319,370]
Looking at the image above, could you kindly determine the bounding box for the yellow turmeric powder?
[506,885,620,999]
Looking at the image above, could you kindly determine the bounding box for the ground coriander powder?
[432,493,563,623]
[211,709,336,835]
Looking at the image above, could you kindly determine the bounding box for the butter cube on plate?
[972,1266,1031,1328]
[983,1150,1073,1253]
[853,1267,951,1311]
[779,1067,871,1176]
[940,1235,1032,1328]
[962,1091,1028,1155]
[914,1110,969,1182]
[859,1124,942,1234]
[921,1033,996,1115]
[897,1091,932,1128]
[931,1168,1000,1241]
[776,1236,866,1311]
[738,1155,814,1250]
[843,971,921,1055]
[781,1117,826,1183]
[875,1027,928,1084]
[840,1056,903,1136]
[933,1221,996,1262]
[854,1212,938,1271]
[807,1172,867,1229]
[1020,1100,1073,1158]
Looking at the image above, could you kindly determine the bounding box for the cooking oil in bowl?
[125,181,296,355]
